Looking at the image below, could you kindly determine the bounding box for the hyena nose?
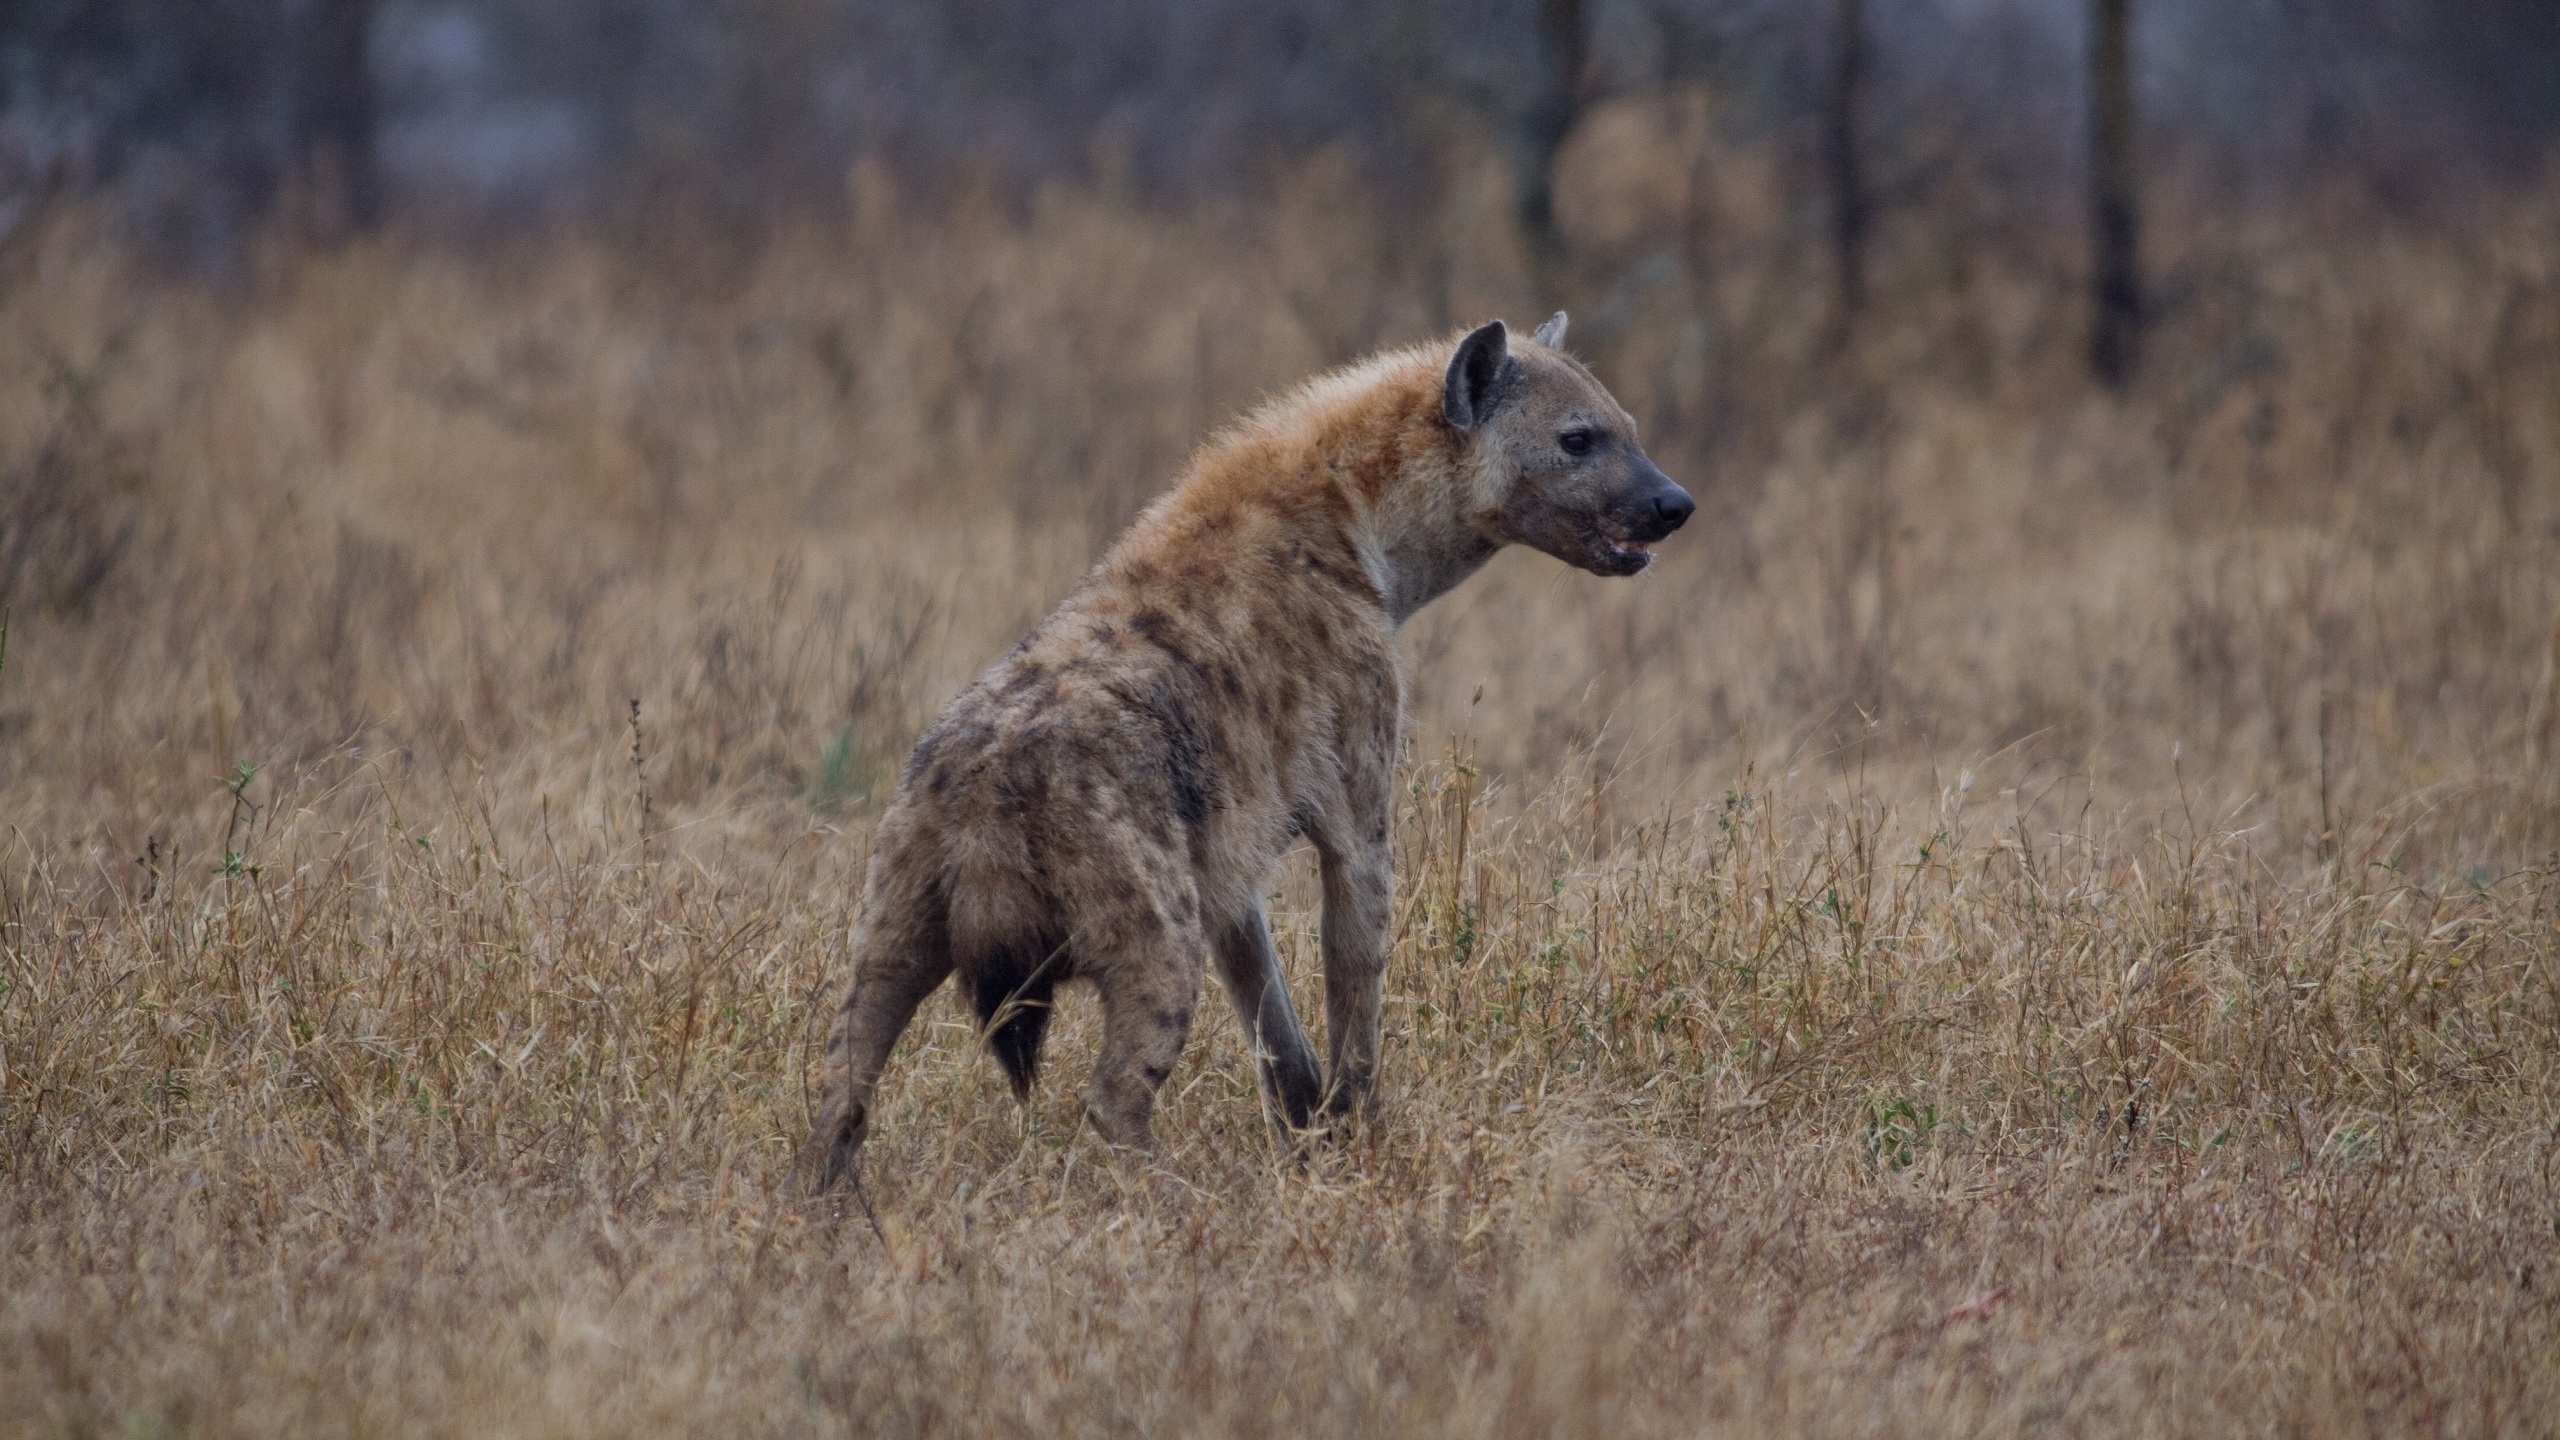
[1653,485,1696,531]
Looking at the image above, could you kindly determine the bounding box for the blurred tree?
[2088,0,2139,387]
[0,0,379,249]
[1824,0,1867,343]
[298,0,378,231]
[1515,0,1587,307]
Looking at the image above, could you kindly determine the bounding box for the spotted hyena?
[809,312,1692,1189]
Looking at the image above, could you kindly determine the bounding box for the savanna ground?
[5,112,2560,1437]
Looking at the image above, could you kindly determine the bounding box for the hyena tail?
[967,937,1065,1100]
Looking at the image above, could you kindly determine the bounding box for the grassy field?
[5,123,2559,1436]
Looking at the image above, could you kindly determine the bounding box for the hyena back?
[810,313,1692,1189]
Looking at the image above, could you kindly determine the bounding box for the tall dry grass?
[4,116,2559,1436]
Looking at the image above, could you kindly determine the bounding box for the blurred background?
[1,0,2556,864]
[6,1,2556,272]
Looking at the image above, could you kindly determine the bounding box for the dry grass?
[4,124,2560,1437]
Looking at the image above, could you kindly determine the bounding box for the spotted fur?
[808,313,1693,1187]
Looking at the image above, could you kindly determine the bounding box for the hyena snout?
[1632,460,1696,539]
[1581,457,1693,574]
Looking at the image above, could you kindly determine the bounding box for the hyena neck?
[1341,397,1500,627]
[1355,501,1500,625]
[1189,342,1502,626]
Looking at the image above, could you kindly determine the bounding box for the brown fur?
[808,313,1692,1187]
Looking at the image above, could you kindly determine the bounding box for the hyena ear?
[1532,311,1569,348]
[1444,319,1510,431]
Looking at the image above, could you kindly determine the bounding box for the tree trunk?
[1516,0,1585,308]
[1825,0,1869,343]
[2089,0,2140,386]
[302,0,380,232]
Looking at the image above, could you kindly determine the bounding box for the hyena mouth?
[1601,534,1655,568]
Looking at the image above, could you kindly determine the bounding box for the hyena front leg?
[1316,838,1393,1118]
[1210,900,1323,1130]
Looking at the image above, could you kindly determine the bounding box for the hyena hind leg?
[807,914,953,1194]
[1080,928,1205,1156]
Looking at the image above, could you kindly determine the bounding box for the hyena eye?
[1558,429,1598,457]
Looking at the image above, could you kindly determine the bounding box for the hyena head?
[1443,312,1695,577]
